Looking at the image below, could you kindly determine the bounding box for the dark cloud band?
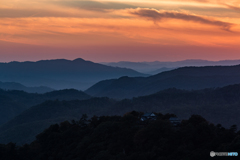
[129,8,233,31]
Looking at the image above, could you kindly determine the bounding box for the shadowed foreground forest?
[0,112,239,160]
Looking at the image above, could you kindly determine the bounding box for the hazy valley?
[1,58,240,159]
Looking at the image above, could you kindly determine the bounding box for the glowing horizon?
[1,0,240,62]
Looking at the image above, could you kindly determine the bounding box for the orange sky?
[0,0,240,62]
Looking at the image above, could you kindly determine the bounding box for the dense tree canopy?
[0,112,239,160]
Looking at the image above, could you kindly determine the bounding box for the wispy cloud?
[186,0,240,11]
[0,8,71,18]
[0,1,239,49]
[50,1,137,12]
[129,8,233,31]
[0,1,136,18]
[223,3,240,11]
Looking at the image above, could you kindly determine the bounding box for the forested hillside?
[0,113,239,160]
[0,89,91,125]
[0,98,114,144]
[1,84,240,145]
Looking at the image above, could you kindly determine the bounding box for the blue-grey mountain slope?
[86,65,240,99]
[0,58,147,90]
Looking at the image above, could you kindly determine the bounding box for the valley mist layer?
[0,81,54,93]
[102,59,240,74]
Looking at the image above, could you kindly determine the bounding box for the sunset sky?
[1,0,240,62]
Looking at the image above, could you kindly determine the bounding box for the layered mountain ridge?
[86,65,240,99]
[0,58,147,90]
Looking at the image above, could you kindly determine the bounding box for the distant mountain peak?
[72,58,86,62]
[0,58,146,90]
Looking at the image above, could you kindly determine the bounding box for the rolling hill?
[0,89,91,125]
[1,84,240,144]
[0,98,115,144]
[86,65,240,99]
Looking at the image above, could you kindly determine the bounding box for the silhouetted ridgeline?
[0,113,239,160]
[1,84,240,145]
[0,81,54,93]
[86,65,240,99]
[103,59,240,73]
